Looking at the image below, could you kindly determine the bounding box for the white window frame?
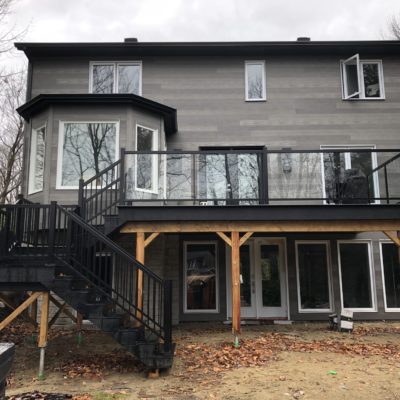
[245,60,267,101]
[320,145,380,205]
[337,240,376,312]
[380,240,400,312]
[340,55,385,100]
[135,124,159,194]
[56,121,120,190]
[89,61,142,95]
[183,241,219,314]
[295,240,333,313]
[28,125,46,195]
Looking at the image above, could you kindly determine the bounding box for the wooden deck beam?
[121,220,400,234]
[383,231,400,246]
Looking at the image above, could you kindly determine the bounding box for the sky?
[2,0,400,68]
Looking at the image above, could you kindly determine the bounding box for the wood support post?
[30,298,38,324]
[0,294,37,328]
[49,294,77,324]
[0,292,41,331]
[383,231,400,246]
[76,312,83,346]
[38,292,49,380]
[231,231,241,340]
[136,232,145,321]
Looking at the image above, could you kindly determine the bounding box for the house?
[1,38,400,370]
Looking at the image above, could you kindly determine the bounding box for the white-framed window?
[56,121,119,189]
[28,125,46,194]
[135,124,159,194]
[295,241,333,312]
[380,241,400,311]
[245,60,266,101]
[320,145,380,204]
[340,55,385,100]
[338,241,376,312]
[89,61,142,95]
[183,241,219,313]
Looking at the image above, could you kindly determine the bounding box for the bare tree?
[0,0,25,57]
[0,71,25,203]
[386,14,400,39]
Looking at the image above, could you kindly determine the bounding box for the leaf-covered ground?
[3,321,400,399]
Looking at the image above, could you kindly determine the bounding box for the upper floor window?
[90,62,142,95]
[57,121,119,189]
[245,60,266,101]
[28,126,46,194]
[341,54,385,100]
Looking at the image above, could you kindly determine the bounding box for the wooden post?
[38,292,49,380]
[231,231,241,345]
[136,232,145,320]
[76,313,83,347]
[30,298,38,325]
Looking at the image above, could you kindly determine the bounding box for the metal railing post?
[119,147,126,206]
[78,178,85,219]
[163,279,173,352]
[261,148,269,204]
[48,201,57,258]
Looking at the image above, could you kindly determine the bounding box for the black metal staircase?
[0,202,174,370]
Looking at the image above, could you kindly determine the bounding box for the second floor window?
[341,54,384,100]
[245,60,266,101]
[90,62,142,95]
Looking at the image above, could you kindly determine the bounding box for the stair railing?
[78,148,125,227]
[0,202,172,345]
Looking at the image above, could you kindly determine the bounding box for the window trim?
[337,240,377,312]
[183,241,219,314]
[56,120,120,190]
[340,57,385,100]
[295,240,333,313]
[380,240,400,312]
[245,60,267,102]
[89,61,142,95]
[28,124,46,195]
[134,124,159,194]
[319,144,380,205]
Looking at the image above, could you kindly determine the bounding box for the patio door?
[227,238,288,319]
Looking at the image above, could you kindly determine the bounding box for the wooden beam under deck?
[121,220,400,234]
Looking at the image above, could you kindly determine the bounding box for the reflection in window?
[245,61,266,100]
[363,63,381,98]
[297,243,330,310]
[60,123,117,187]
[339,242,373,309]
[382,243,400,309]
[136,126,157,192]
[240,245,252,307]
[322,147,376,204]
[260,245,281,307]
[29,126,46,194]
[185,243,217,311]
[91,62,141,94]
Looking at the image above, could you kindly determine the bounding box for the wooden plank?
[383,231,400,246]
[144,232,160,248]
[216,232,232,247]
[231,231,241,337]
[0,294,37,327]
[239,232,254,247]
[38,292,49,348]
[0,292,41,331]
[121,220,400,234]
[136,232,145,321]
[48,302,67,328]
[49,295,77,323]
[30,298,38,324]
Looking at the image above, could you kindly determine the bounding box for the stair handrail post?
[78,178,85,219]
[119,147,126,206]
[48,201,57,258]
[3,206,11,255]
[163,279,173,352]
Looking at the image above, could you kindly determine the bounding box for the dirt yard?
[3,321,400,399]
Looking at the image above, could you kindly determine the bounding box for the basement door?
[227,238,288,319]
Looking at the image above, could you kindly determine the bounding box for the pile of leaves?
[175,332,400,377]
[54,351,143,380]
[7,392,89,400]
[0,321,36,345]
[353,324,400,336]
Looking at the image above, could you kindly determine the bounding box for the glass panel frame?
[338,241,376,312]
[295,241,332,312]
[183,241,219,313]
